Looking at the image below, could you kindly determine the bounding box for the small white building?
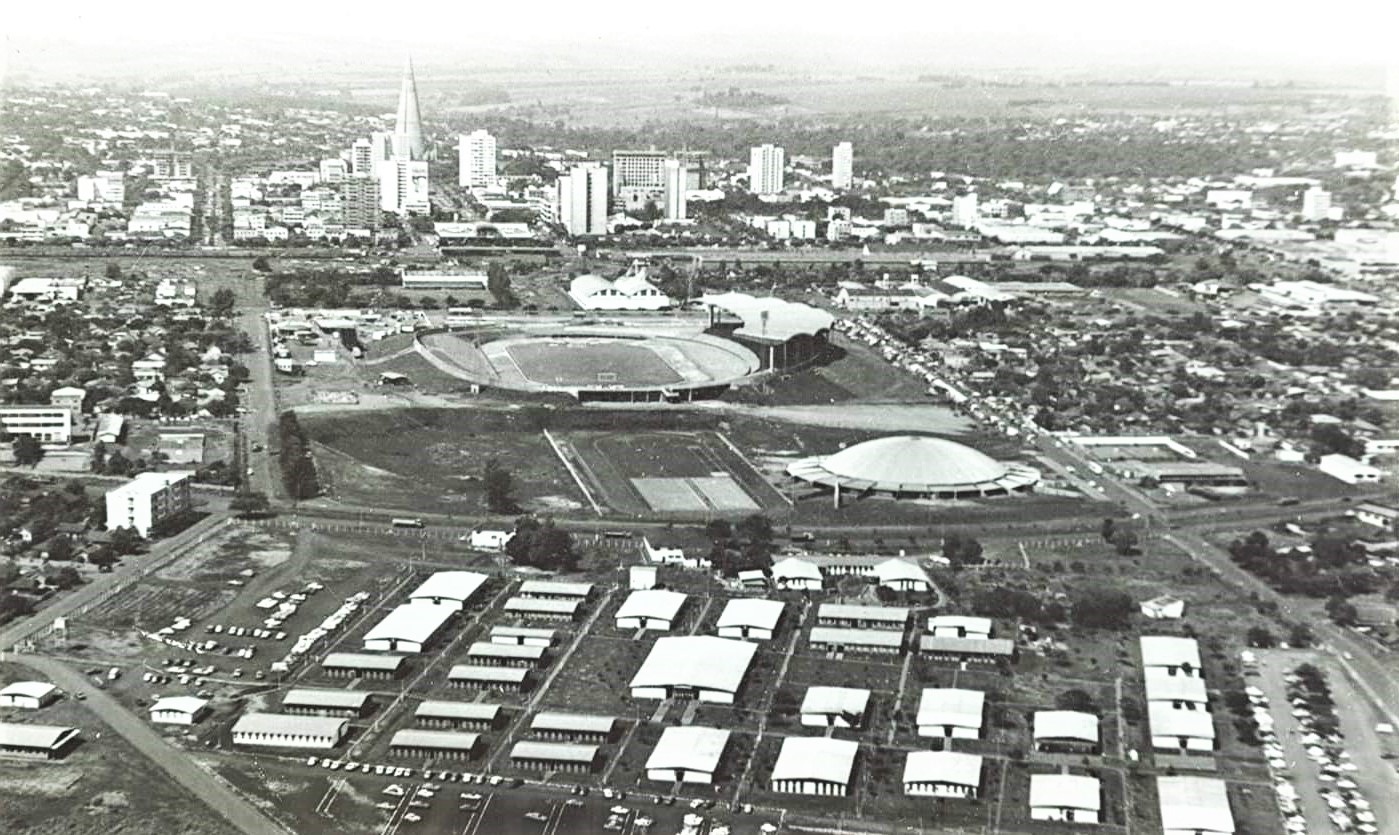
[873,558,933,592]
[1140,636,1202,678]
[1157,776,1235,835]
[799,686,871,729]
[1030,773,1102,823]
[469,529,514,551]
[105,471,193,536]
[1032,710,1100,753]
[149,696,210,725]
[645,726,730,784]
[771,557,823,591]
[615,589,688,631]
[927,615,992,639]
[715,598,785,641]
[629,565,658,590]
[0,681,59,710]
[1354,502,1399,532]
[902,751,983,799]
[1140,594,1186,620]
[770,737,858,797]
[231,712,347,749]
[916,688,985,739]
[1318,454,1382,485]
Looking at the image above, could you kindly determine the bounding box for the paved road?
[11,654,289,835]
[234,271,279,500]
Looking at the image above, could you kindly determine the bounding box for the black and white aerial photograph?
[1,1,1397,833]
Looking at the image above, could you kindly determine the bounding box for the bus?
[391,518,426,529]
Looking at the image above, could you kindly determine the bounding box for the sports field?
[503,339,684,386]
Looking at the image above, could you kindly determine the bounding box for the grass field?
[503,339,684,386]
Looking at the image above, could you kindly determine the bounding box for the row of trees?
[1229,530,1379,599]
[277,412,320,500]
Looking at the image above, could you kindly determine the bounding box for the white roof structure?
[1148,703,1216,741]
[569,273,673,311]
[448,665,530,684]
[902,751,983,788]
[700,292,835,343]
[283,689,372,710]
[1033,711,1100,744]
[616,589,688,623]
[511,741,599,763]
[873,558,932,587]
[809,627,905,650]
[770,737,858,785]
[772,557,822,585]
[788,436,1039,498]
[1140,636,1202,671]
[530,712,617,735]
[232,712,347,739]
[800,686,871,718]
[1030,774,1102,813]
[1157,776,1235,835]
[518,580,594,598]
[1144,668,1209,704]
[503,597,580,616]
[916,688,986,731]
[415,701,501,722]
[818,603,910,625]
[716,599,785,632]
[919,636,1014,657]
[390,729,481,751]
[0,682,57,701]
[466,642,545,663]
[408,571,489,605]
[149,696,209,716]
[0,722,79,750]
[645,726,730,775]
[629,636,758,696]
[927,615,993,638]
[364,604,455,648]
[323,652,407,671]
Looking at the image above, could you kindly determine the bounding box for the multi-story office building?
[458,130,498,191]
[612,150,670,194]
[0,405,73,445]
[105,471,194,536]
[832,142,854,190]
[556,163,609,236]
[749,144,785,195]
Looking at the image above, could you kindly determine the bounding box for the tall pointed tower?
[394,56,427,161]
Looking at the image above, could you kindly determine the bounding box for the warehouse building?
[816,604,910,630]
[1157,776,1234,835]
[529,712,618,743]
[0,681,59,710]
[231,712,347,750]
[809,626,905,655]
[916,688,986,739]
[389,729,481,760]
[715,599,785,641]
[408,571,489,610]
[363,604,456,653]
[1032,711,1100,753]
[282,689,374,719]
[646,726,730,784]
[902,751,983,799]
[148,696,210,725]
[615,589,688,631]
[414,701,503,730]
[1030,773,1102,823]
[490,625,557,647]
[800,686,871,729]
[509,740,601,773]
[769,737,858,796]
[465,641,546,668]
[322,652,408,680]
[629,636,758,703]
[448,664,531,692]
[503,596,580,621]
[0,723,80,759]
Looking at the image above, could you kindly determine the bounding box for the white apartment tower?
[832,141,854,190]
[458,130,498,191]
[1300,186,1332,222]
[663,159,688,221]
[749,144,785,195]
[951,192,979,228]
[105,471,193,537]
[557,163,610,236]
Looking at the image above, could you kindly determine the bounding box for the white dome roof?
[822,436,1007,486]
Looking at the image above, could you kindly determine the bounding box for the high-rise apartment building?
[1301,186,1332,222]
[350,138,377,177]
[458,130,498,191]
[951,192,979,228]
[749,144,785,195]
[663,159,688,221]
[376,158,430,215]
[105,472,193,537]
[319,158,348,184]
[152,151,193,180]
[341,177,381,231]
[556,163,609,236]
[832,141,854,190]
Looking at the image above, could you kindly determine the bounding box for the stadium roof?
[149,696,209,715]
[1030,774,1102,811]
[1140,636,1202,670]
[511,741,599,763]
[716,598,785,632]
[800,686,871,718]
[616,589,688,623]
[1033,710,1100,743]
[700,292,835,343]
[1157,776,1234,834]
[283,689,372,710]
[916,688,986,730]
[363,604,455,646]
[770,737,858,786]
[390,729,481,751]
[0,722,79,750]
[1144,668,1209,704]
[629,636,758,695]
[645,726,730,775]
[415,701,501,721]
[788,435,1039,497]
[409,571,489,604]
[902,751,983,787]
[1148,703,1216,740]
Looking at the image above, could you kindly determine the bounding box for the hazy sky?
[4,0,1398,82]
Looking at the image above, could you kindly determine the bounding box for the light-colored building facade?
[458,130,498,191]
[105,471,193,536]
[0,405,73,445]
[749,144,785,195]
[557,163,609,236]
[832,141,853,190]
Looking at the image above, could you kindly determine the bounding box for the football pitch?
[503,339,683,386]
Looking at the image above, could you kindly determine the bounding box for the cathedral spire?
[394,56,427,161]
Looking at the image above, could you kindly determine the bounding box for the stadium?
[414,295,834,402]
[787,435,1041,503]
